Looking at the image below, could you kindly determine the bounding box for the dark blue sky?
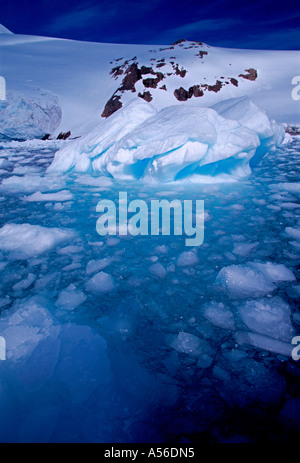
[1,0,300,49]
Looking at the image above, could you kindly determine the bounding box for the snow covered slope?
[0,25,13,35]
[0,26,299,140]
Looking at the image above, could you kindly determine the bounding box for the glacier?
[48,97,284,182]
[0,91,62,141]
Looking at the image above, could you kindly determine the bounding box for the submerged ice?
[0,120,298,443]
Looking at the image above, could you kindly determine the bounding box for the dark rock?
[174,64,187,78]
[41,134,51,140]
[140,66,154,75]
[143,78,158,88]
[159,84,167,91]
[119,63,142,92]
[159,46,175,51]
[174,87,190,101]
[230,78,238,87]
[172,39,187,45]
[174,84,204,101]
[110,66,123,78]
[207,80,223,92]
[138,91,153,102]
[239,68,257,81]
[101,95,122,118]
[57,131,71,140]
[156,62,166,68]
[197,50,208,59]
[143,72,164,89]
[285,125,300,135]
[189,85,204,97]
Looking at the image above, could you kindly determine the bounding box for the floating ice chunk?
[250,262,295,282]
[55,284,87,311]
[13,273,36,291]
[285,227,300,240]
[238,297,294,341]
[86,257,112,275]
[170,332,211,357]
[13,166,41,175]
[23,190,73,202]
[85,271,115,294]
[106,237,120,247]
[75,175,113,188]
[235,331,292,357]
[0,223,76,259]
[167,262,176,273]
[203,301,235,330]
[0,296,60,364]
[233,241,258,257]
[222,349,248,362]
[278,202,300,209]
[154,245,169,254]
[0,296,10,309]
[62,262,81,272]
[149,262,166,279]
[177,250,199,267]
[57,245,84,255]
[217,261,295,299]
[216,264,276,298]
[0,261,8,271]
[0,174,65,193]
[272,183,300,196]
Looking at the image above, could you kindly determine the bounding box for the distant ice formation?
[0,90,62,141]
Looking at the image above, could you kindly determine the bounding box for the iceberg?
[48,97,284,182]
[0,91,62,141]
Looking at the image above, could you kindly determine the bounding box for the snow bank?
[0,24,13,34]
[0,91,62,141]
[48,97,284,182]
